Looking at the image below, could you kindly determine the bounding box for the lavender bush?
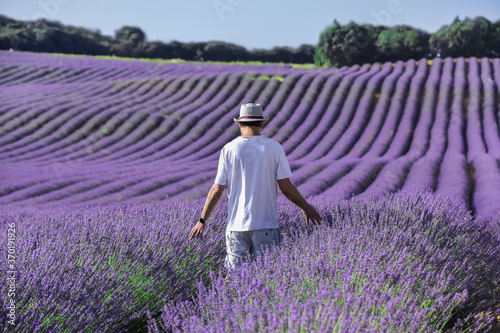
[148,192,500,333]
[0,200,228,332]
[1,192,498,332]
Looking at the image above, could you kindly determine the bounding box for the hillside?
[1,51,500,223]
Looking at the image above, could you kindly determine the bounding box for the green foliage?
[202,41,249,62]
[0,15,112,54]
[316,16,498,68]
[376,25,430,62]
[493,20,500,56]
[114,26,146,44]
[250,44,315,64]
[315,20,379,68]
[430,16,497,58]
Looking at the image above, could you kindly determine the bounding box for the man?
[189,103,321,270]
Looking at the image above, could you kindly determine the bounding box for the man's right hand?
[189,222,206,240]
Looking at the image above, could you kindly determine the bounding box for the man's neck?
[240,127,262,137]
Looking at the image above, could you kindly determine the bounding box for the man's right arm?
[189,183,225,240]
[277,178,322,225]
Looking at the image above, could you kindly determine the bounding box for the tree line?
[0,15,314,64]
[315,16,500,67]
[1,15,499,67]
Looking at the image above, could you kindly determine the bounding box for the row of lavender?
[1,192,499,332]
[1,52,500,220]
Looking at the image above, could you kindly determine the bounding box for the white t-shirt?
[214,135,292,231]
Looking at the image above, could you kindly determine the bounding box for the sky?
[1,0,499,50]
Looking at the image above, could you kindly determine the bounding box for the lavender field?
[1,52,500,218]
[1,51,500,332]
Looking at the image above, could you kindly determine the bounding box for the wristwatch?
[199,217,206,224]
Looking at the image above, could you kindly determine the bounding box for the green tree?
[111,26,146,57]
[493,20,500,56]
[376,25,430,62]
[315,20,379,68]
[291,44,315,64]
[201,41,249,62]
[429,16,494,57]
[114,26,146,45]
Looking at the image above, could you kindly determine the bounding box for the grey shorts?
[224,228,281,270]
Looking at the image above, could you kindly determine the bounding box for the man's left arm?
[189,183,225,240]
[277,178,322,225]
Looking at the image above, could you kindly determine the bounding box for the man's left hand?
[302,204,322,225]
[189,222,206,240]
